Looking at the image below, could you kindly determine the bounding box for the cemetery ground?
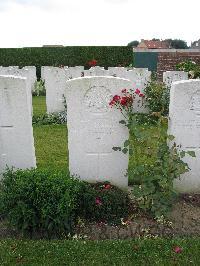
[1,96,200,265]
[31,97,200,239]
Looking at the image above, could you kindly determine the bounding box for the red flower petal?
[174,246,183,253]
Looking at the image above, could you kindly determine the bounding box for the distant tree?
[164,39,188,49]
[127,40,139,47]
[152,38,160,41]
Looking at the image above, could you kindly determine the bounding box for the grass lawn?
[33,125,68,171]
[33,96,46,116]
[1,238,200,265]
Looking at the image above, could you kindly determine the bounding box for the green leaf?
[112,147,121,151]
[187,151,196,157]
[122,148,128,154]
[129,149,133,155]
[180,151,185,158]
[119,120,126,124]
[124,140,130,147]
[168,134,175,141]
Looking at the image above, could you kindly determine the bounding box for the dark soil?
[0,194,200,240]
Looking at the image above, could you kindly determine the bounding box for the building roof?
[138,40,170,49]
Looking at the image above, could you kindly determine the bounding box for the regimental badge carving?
[83,86,112,113]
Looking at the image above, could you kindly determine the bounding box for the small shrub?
[145,81,169,115]
[0,169,131,236]
[176,60,200,79]
[0,168,85,237]
[32,111,67,125]
[128,116,191,217]
[78,182,130,224]
[32,80,46,96]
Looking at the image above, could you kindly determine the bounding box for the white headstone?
[163,71,188,89]
[108,67,127,78]
[168,80,200,193]
[65,76,132,188]
[0,75,36,174]
[23,66,37,92]
[42,67,70,113]
[0,67,34,114]
[68,66,84,79]
[84,66,107,76]
[125,68,151,113]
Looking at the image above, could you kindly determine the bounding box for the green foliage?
[176,60,200,78]
[0,168,130,236]
[0,168,85,237]
[164,39,188,49]
[78,182,130,224]
[32,111,67,125]
[32,80,46,96]
[128,116,190,217]
[145,80,169,115]
[127,40,139,47]
[0,46,133,78]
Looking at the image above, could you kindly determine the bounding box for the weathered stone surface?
[163,71,188,89]
[68,66,84,79]
[23,66,37,92]
[42,67,70,113]
[108,67,127,78]
[84,67,107,76]
[168,80,200,193]
[0,75,36,174]
[125,68,151,113]
[65,76,132,188]
[0,67,36,114]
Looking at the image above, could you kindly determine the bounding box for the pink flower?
[104,184,111,189]
[174,246,183,253]
[95,197,102,206]
[139,93,145,98]
[135,88,140,95]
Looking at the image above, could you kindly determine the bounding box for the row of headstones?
[41,66,189,114]
[41,66,151,114]
[0,65,189,115]
[0,66,37,114]
[0,74,199,193]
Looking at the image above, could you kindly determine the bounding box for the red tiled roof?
[142,40,170,49]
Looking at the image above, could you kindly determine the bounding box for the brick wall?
[157,51,200,80]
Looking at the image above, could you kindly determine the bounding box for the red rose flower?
[120,96,128,106]
[135,88,140,95]
[88,59,97,67]
[139,93,145,98]
[113,95,121,102]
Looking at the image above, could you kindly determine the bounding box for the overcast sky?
[0,0,199,48]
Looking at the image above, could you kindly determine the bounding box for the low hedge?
[0,46,133,79]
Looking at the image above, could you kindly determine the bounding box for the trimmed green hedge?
[0,46,133,78]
